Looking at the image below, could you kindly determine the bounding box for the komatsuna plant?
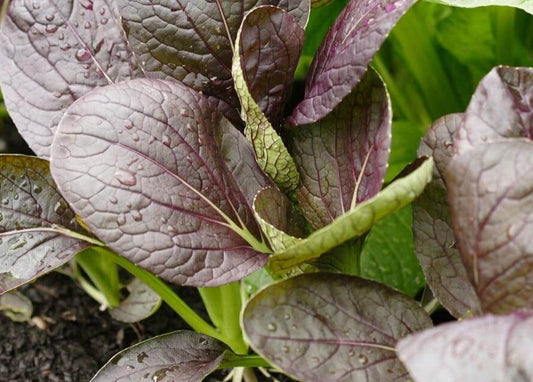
[0,0,440,380]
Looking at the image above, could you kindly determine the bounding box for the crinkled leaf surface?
[109,278,161,323]
[291,69,391,230]
[51,79,269,287]
[413,114,481,318]
[0,155,89,294]
[91,330,227,382]
[426,0,533,15]
[0,0,141,158]
[361,206,425,298]
[288,0,415,125]
[253,187,307,252]
[233,6,301,193]
[268,157,433,273]
[243,273,432,382]
[237,5,304,128]
[397,312,533,382]
[454,66,533,155]
[117,0,310,107]
[446,140,533,313]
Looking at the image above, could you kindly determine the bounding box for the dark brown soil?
[0,272,208,382]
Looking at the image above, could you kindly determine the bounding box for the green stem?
[423,297,441,315]
[199,282,249,354]
[75,248,122,308]
[218,354,271,369]
[93,247,225,344]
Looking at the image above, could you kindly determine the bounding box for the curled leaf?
[233,6,302,193]
[109,278,161,323]
[243,273,432,382]
[268,157,434,273]
[291,68,391,230]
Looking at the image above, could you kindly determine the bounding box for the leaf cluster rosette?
[0,0,440,380]
[403,66,533,381]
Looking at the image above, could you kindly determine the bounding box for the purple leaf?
[454,66,533,155]
[288,0,414,125]
[117,0,310,107]
[50,79,269,287]
[413,114,481,318]
[238,5,304,127]
[91,330,227,382]
[243,273,432,382]
[0,155,89,294]
[446,141,533,313]
[397,312,533,382]
[109,278,161,323]
[0,0,142,158]
[290,69,391,230]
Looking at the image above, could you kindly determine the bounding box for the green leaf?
[425,0,533,15]
[360,206,425,297]
[109,278,161,323]
[385,120,425,182]
[268,157,434,273]
[0,290,32,322]
[232,6,302,193]
[242,273,432,382]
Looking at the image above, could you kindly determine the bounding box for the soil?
[0,272,206,381]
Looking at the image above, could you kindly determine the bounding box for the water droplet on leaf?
[115,169,137,186]
[358,354,368,365]
[54,201,67,215]
[267,323,277,331]
[132,210,142,222]
[75,48,92,61]
[162,134,171,147]
[117,214,126,226]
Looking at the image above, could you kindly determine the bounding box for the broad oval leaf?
[242,273,432,382]
[268,157,434,273]
[288,0,415,125]
[291,68,391,230]
[51,79,269,287]
[454,66,533,155]
[0,155,89,294]
[413,114,481,318]
[446,140,533,313]
[397,312,533,382]
[91,330,227,382]
[109,278,161,323]
[117,0,310,107]
[0,0,142,158]
[426,0,533,15]
[233,6,301,193]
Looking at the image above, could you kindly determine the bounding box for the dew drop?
[132,210,143,222]
[282,345,290,353]
[284,313,291,320]
[58,32,65,41]
[115,169,137,186]
[54,201,67,215]
[132,133,140,142]
[384,2,396,12]
[32,1,40,9]
[11,239,27,250]
[186,123,194,133]
[80,0,94,10]
[179,108,188,116]
[100,18,108,25]
[160,217,168,224]
[75,48,92,61]
[358,354,368,365]
[60,43,72,51]
[364,17,375,26]
[267,323,277,332]
[13,193,19,200]
[117,214,126,226]
[148,135,155,144]
[167,225,178,235]
[124,120,134,130]
[33,185,43,194]
[198,337,208,346]
[84,71,90,79]
[109,196,118,204]
[2,198,8,205]
[45,24,58,33]
[99,7,106,15]
[348,349,356,357]
[162,134,171,147]
[45,14,55,22]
